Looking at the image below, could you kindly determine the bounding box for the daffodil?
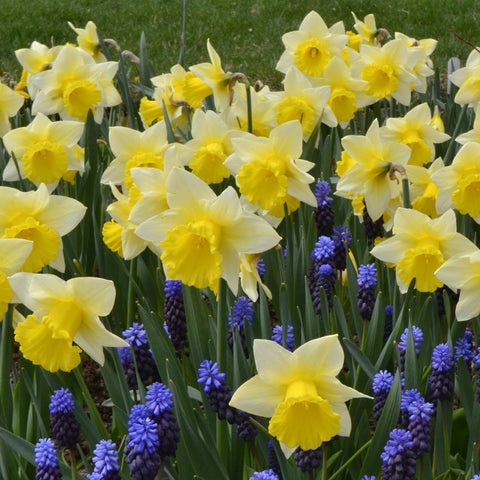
[394,32,437,94]
[68,20,106,62]
[10,272,127,372]
[225,120,317,217]
[230,83,277,137]
[0,239,33,317]
[381,103,450,166]
[406,158,444,218]
[15,41,62,99]
[239,253,272,302]
[435,248,480,321]
[335,119,410,221]
[2,112,84,189]
[0,83,24,137]
[276,11,348,79]
[229,335,368,456]
[135,167,281,295]
[456,113,480,145]
[313,55,371,126]
[189,40,232,111]
[352,12,380,46]
[354,39,418,105]
[370,208,476,293]
[102,185,150,261]
[449,49,480,112]
[0,184,86,272]
[101,121,170,191]
[271,67,336,137]
[431,142,480,222]
[177,109,236,184]
[30,44,121,122]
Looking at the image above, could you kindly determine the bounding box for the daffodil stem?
[402,177,410,209]
[127,257,137,328]
[441,401,450,471]
[443,104,467,165]
[246,84,253,134]
[248,417,270,437]
[328,439,372,480]
[322,444,327,480]
[73,367,109,438]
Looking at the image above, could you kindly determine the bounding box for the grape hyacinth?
[357,263,377,321]
[332,225,352,271]
[380,428,416,480]
[455,330,474,373]
[197,360,257,441]
[249,469,279,480]
[474,347,480,402]
[308,236,337,314]
[49,387,79,450]
[271,324,295,351]
[267,440,282,479]
[124,405,161,480]
[164,279,188,357]
[145,382,180,461]
[428,343,455,403]
[294,446,323,473]
[406,396,434,458]
[227,295,254,356]
[90,439,121,480]
[372,370,395,422]
[34,438,62,480]
[119,322,159,388]
[363,204,384,245]
[384,305,393,342]
[313,180,335,237]
[400,389,423,428]
[398,326,423,371]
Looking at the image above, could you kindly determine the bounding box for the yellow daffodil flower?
[381,103,450,166]
[394,32,437,94]
[68,20,106,62]
[406,158,444,218]
[276,11,348,79]
[135,167,281,295]
[2,112,84,189]
[102,185,150,260]
[239,253,272,302]
[101,121,170,191]
[189,40,232,111]
[431,142,480,222]
[449,49,480,113]
[9,272,127,372]
[435,248,480,321]
[230,335,369,456]
[178,109,236,184]
[0,239,33,317]
[313,55,371,126]
[272,67,336,137]
[0,184,86,272]
[335,119,410,221]
[230,83,277,137]
[456,113,480,145]
[30,44,121,122]
[370,208,476,293]
[352,12,380,46]
[225,120,317,217]
[0,83,24,137]
[354,39,418,105]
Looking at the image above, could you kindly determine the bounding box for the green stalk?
[402,177,410,209]
[246,84,253,134]
[322,443,327,480]
[328,439,372,480]
[443,104,467,166]
[126,257,137,329]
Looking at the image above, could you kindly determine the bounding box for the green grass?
[1,0,479,88]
